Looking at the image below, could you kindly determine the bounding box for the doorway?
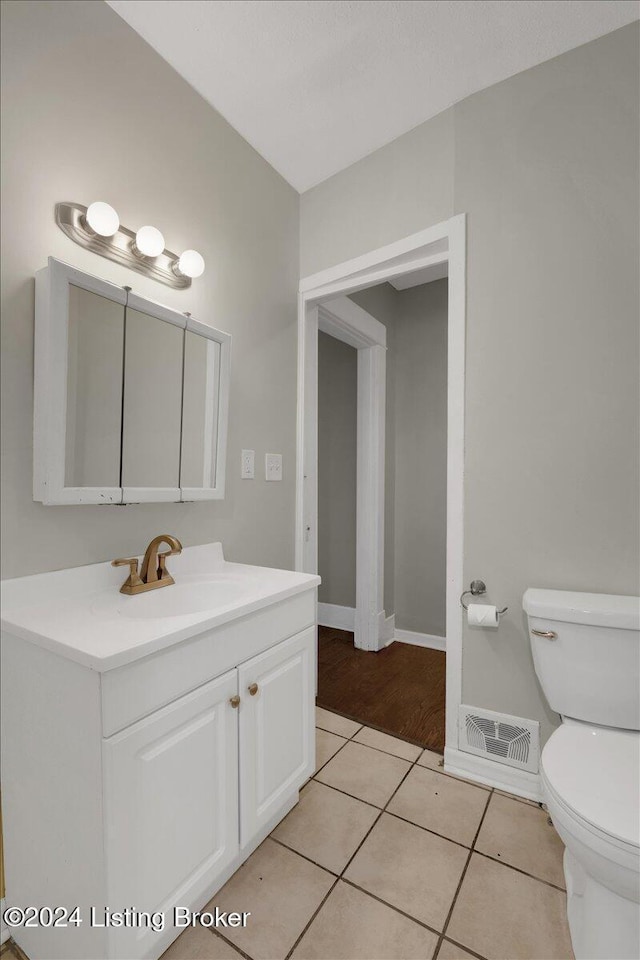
[314,276,449,752]
[296,215,466,760]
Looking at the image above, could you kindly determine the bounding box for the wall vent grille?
[459,705,539,773]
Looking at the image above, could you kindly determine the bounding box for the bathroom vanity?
[1,543,320,960]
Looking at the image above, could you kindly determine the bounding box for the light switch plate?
[265,453,282,481]
[241,449,255,479]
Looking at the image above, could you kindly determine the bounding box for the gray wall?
[455,23,639,740]
[302,24,640,744]
[300,110,455,277]
[317,332,357,607]
[1,0,299,578]
[394,280,448,637]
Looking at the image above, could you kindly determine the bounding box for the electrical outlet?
[265,453,283,481]
[241,449,255,479]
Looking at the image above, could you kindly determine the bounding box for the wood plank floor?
[316,626,446,753]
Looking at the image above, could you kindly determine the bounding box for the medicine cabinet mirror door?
[64,281,124,494]
[180,322,229,501]
[121,294,184,503]
[34,257,231,505]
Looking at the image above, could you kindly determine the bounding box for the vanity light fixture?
[174,249,206,279]
[134,225,166,258]
[55,201,205,289]
[84,201,120,237]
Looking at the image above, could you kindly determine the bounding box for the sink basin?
[91,576,251,620]
[1,542,321,671]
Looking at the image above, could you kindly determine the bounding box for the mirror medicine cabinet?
[34,258,230,505]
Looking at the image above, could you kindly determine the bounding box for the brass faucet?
[112,535,183,595]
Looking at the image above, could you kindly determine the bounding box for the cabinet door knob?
[248,683,259,696]
[229,695,241,708]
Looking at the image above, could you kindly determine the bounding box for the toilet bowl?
[523,589,640,960]
[541,720,639,960]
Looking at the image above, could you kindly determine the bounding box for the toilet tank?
[523,589,640,730]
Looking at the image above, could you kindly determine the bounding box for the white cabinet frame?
[33,258,231,505]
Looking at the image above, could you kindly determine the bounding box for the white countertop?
[1,543,320,672]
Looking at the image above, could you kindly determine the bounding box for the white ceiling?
[107,0,639,192]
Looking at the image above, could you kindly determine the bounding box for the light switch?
[265,453,282,481]
[241,449,255,479]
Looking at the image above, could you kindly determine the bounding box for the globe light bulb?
[135,225,165,258]
[176,249,205,279]
[85,201,119,237]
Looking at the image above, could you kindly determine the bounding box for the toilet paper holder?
[460,580,508,615]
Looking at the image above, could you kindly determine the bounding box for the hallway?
[316,627,446,753]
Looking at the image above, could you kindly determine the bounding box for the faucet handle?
[112,557,143,591]
[157,540,181,581]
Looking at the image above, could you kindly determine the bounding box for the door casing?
[296,214,466,754]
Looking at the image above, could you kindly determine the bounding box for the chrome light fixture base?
[55,202,191,289]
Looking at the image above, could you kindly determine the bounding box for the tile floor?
[161,707,574,960]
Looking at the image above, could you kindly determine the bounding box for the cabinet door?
[103,669,239,960]
[238,627,315,847]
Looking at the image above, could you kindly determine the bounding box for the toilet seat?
[541,722,639,855]
[541,722,639,849]
[542,721,639,920]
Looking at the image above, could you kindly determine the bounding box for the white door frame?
[314,296,387,651]
[296,213,466,754]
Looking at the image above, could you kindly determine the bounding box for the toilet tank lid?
[523,589,640,630]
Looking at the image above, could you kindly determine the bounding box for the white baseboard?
[444,746,542,802]
[318,610,446,654]
[380,613,395,645]
[394,628,446,651]
[317,602,355,631]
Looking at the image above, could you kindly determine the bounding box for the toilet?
[523,589,640,960]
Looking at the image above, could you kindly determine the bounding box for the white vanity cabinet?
[103,627,315,960]
[103,670,240,960]
[0,554,319,960]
